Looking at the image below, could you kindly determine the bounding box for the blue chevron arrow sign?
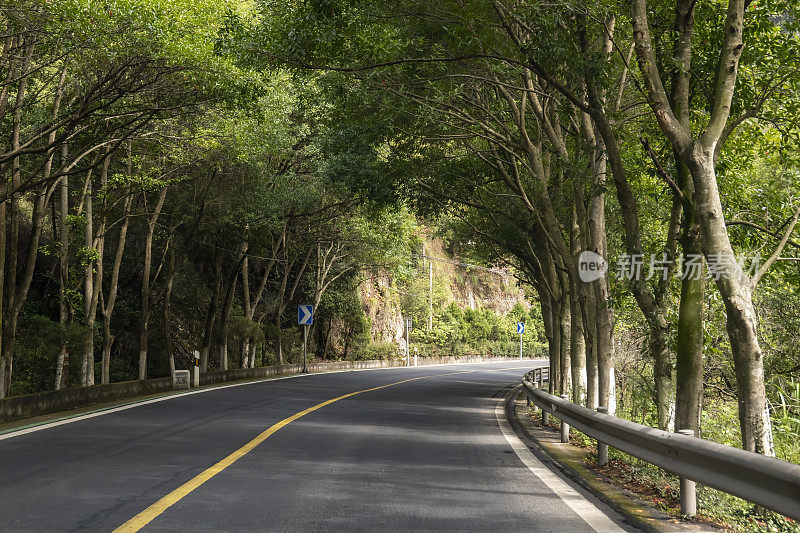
[298,305,314,326]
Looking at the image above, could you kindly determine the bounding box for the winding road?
[0,361,636,532]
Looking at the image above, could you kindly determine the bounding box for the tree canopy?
[3,1,800,524]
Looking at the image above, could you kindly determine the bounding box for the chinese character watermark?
[579,251,761,282]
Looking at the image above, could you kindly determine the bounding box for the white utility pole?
[428,260,433,331]
[404,316,412,366]
[193,350,200,387]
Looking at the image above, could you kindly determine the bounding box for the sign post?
[302,326,308,373]
[517,322,525,360]
[404,316,412,366]
[298,305,314,373]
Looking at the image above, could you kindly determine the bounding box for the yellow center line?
[114,365,531,532]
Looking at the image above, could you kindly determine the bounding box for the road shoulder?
[507,387,718,533]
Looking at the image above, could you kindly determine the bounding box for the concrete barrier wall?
[199,355,527,386]
[0,377,173,423]
[199,359,394,386]
[1,355,528,423]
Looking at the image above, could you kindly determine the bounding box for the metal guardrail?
[521,371,800,520]
[529,367,549,388]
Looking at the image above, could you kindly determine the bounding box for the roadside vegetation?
[2,0,800,525]
[232,0,799,526]
[0,0,536,397]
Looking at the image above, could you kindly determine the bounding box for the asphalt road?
[0,361,636,532]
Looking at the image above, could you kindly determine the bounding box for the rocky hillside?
[362,236,530,348]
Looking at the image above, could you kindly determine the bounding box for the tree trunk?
[550,293,561,395]
[570,202,587,404]
[275,314,283,365]
[0,42,9,397]
[594,269,614,412]
[55,145,69,390]
[0,185,5,394]
[217,240,246,372]
[649,193,681,431]
[1,178,48,394]
[100,145,134,384]
[0,316,18,397]
[589,177,614,412]
[569,283,586,404]
[675,255,704,435]
[219,342,228,372]
[137,323,148,381]
[82,329,94,386]
[163,255,175,375]
[100,189,131,385]
[81,156,105,388]
[82,169,95,386]
[675,157,705,436]
[47,70,70,389]
[558,277,571,395]
[581,131,614,412]
[201,251,222,372]
[249,342,257,368]
[539,289,554,383]
[583,289,598,409]
[650,316,672,430]
[241,338,250,369]
[0,44,30,397]
[690,154,772,454]
[273,243,312,366]
[137,186,168,380]
[241,252,251,369]
[101,318,113,384]
[542,244,560,395]
[242,231,284,368]
[322,317,332,361]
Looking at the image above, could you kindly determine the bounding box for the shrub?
[351,341,398,361]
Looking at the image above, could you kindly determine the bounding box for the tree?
[630,0,800,454]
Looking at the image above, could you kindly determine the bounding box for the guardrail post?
[530,375,550,425]
[677,429,697,518]
[596,406,609,466]
[538,372,549,425]
[559,394,569,443]
[520,370,800,519]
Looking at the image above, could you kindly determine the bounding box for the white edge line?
[495,386,626,533]
[1,358,545,441]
